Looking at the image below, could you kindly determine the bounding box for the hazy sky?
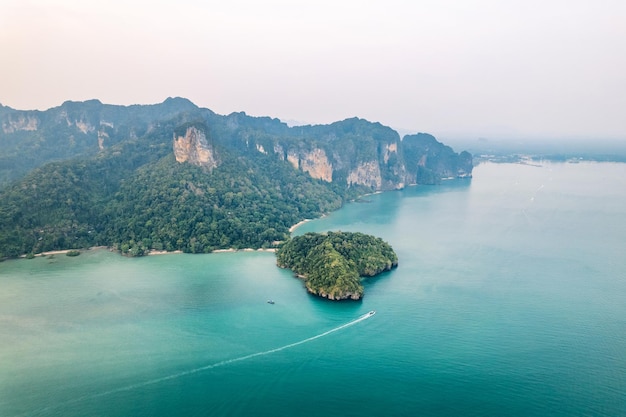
[1,0,625,140]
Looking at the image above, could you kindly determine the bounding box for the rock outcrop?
[262,128,470,190]
[2,113,39,133]
[299,148,333,182]
[173,126,219,170]
[347,161,382,189]
[286,150,299,170]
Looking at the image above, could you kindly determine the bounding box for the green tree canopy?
[276,231,398,300]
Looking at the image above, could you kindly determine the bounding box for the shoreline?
[289,219,311,233]
[146,250,183,256]
[210,248,276,253]
[144,248,277,255]
[23,246,110,258]
[16,216,322,260]
[288,214,326,233]
[13,198,354,262]
[16,246,276,260]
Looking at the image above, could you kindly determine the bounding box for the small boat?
[267,300,275,304]
[368,310,376,316]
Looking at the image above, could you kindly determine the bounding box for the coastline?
[36,250,74,257]
[210,248,276,253]
[23,246,110,258]
[147,248,276,255]
[17,217,317,260]
[289,219,311,233]
[17,246,276,260]
[289,214,327,233]
[10,194,362,262]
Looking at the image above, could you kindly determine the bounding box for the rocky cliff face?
[286,149,299,170]
[347,161,382,189]
[278,147,333,182]
[2,113,39,133]
[307,283,362,300]
[263,128,470,191]
[299,148,333,182]
[173,126,219,170]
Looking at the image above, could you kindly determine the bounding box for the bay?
[1,161,625,416]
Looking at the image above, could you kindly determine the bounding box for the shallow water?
[1,161,625,416]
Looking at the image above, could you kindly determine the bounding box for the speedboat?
[368,310,376,316]
[267,300,275,304]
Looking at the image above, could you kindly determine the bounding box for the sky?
[1,0,625,141]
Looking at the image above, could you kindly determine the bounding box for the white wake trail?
[25,311,375,417]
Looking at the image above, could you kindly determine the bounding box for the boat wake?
[23,311,375,416]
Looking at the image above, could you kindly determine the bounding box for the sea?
[1,161,625,417]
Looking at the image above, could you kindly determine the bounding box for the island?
[276,231,398,300]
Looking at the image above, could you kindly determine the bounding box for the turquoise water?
[1,162,625,416]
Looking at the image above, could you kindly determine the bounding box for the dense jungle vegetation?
[276,231,398,300]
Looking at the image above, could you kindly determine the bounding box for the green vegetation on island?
[276,231,398,300]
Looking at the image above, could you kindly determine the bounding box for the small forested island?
[276,231,398,300]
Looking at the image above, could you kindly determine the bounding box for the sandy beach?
[24,246,110,258]
[289,219,311,233]
[149,248,276,255]
[35,250,74,257]
[19,245,276,260]
[146,250,183,256]
[211,248,236,253]
[212,248,276,253]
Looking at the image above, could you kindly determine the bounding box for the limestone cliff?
[286,150,299,170]
[2,113,39,133]
[299,148,333,182]
[347,161,382,189]
[97,130,108,150]
[266,128,471,191]
[268,118,419,191]
[173,126,219,170]
[383,142,398,163]
[73,119,95,134]
[273,130,473,190]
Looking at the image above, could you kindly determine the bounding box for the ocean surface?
[1,161,625,417]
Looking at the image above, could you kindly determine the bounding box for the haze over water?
[1,161,625,416]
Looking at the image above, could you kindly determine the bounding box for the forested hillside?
[0,129,347,257]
